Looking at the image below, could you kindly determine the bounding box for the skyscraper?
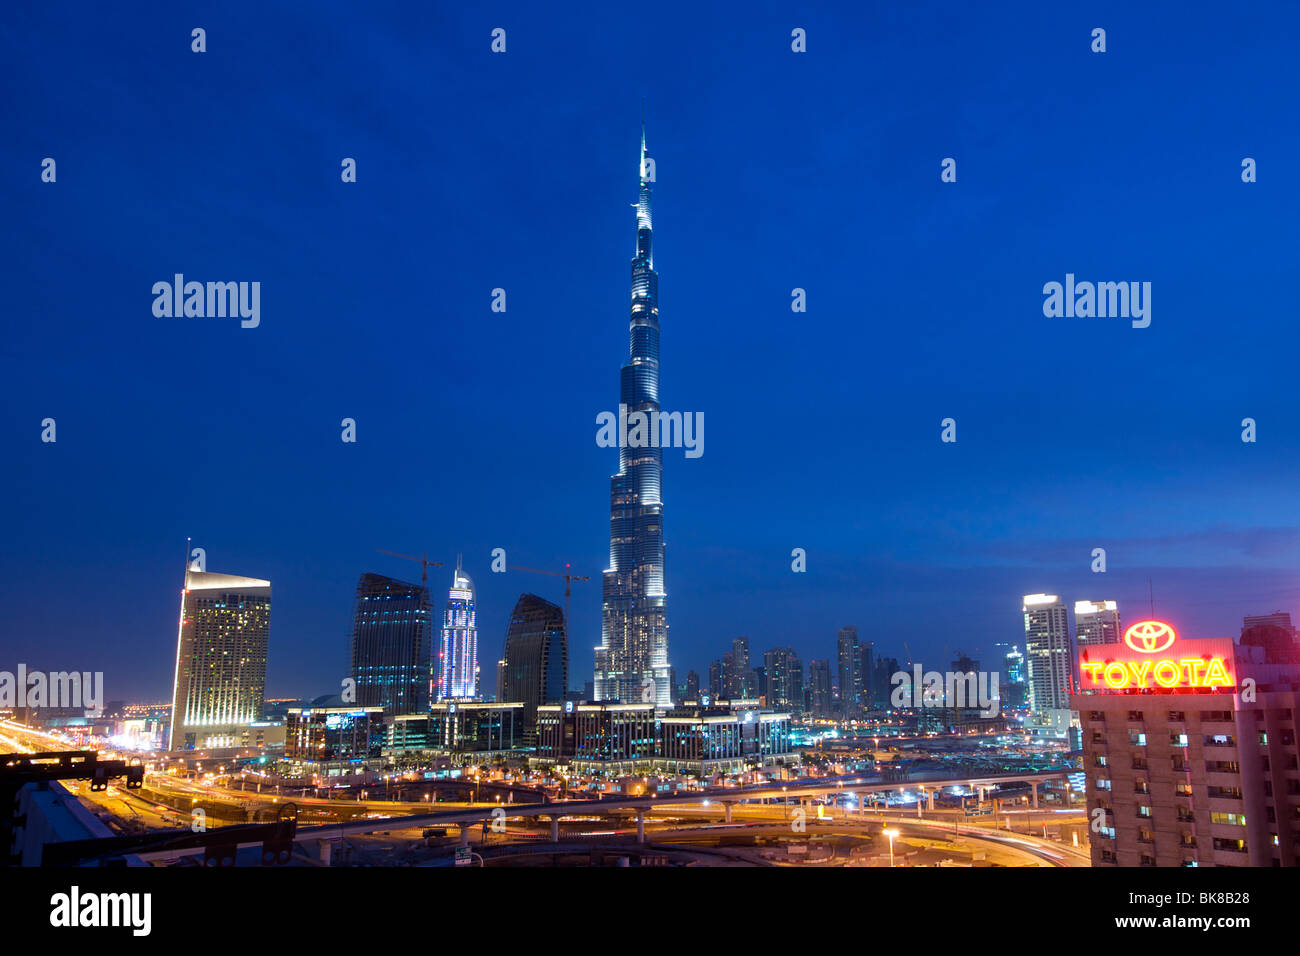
[500,593,568,743]
[807,659,833,717]
[348,572,432,716]
[837,627,864,718]
[763,647,804,710]
[168,566,271,751]
[1022,593,1072,714]
[594,110,672,706]
[1075,599,1121,647]
[997,642,1027,708]
[437,558,478,700]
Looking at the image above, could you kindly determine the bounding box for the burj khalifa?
[593,110,673,707]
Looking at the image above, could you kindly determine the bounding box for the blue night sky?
[3,2,1299,701]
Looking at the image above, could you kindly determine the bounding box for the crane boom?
[375,549,443,584]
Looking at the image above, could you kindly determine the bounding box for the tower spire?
[639,98,648,182]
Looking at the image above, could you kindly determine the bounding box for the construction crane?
[513,562,590,633]
[375,549,443,584]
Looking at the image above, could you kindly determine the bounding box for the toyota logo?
[1124,620,1176,654]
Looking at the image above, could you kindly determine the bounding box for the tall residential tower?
[594,110,672,706]
[1022,593,1072,715]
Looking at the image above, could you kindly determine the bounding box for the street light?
[882,827,900,867]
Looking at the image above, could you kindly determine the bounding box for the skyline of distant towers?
[437,556,478,700]
[168,564,271,751]
[348,572,432,715]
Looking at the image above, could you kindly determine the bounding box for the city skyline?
[5,4,1300,705]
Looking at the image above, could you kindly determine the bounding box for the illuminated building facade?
[386,701,522,762]
[284,705,385,773]
[998,643,1027,708]
[168,568,271,751]
[762,647,803,710]
[594,113,672,707]
[534,700,797,775]
[1073,619,1300,866]
[437,558,478,700]
[657,702,795,774]
[500,593,568,744]
[536,702,657,772]
[348,573,432,715]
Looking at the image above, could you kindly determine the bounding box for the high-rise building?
[1075,600,1122,647]
[499,593,568,743]
[807,659,833,716]
[437,558,478,700]
[860,639,875,711]
[594,112,672,707]
[997,643,1027,708]
[348,573,432,716]
[684,669,700,701]
[728,636,755,697]
[168,567,271,751]
[1241,612,1300,665]
[1243,610,1295,634]
[763,647,804,710]
[872,656,900,710]
[1022,593,1072,714]
[708,658,725,698]
[837,627,865,718]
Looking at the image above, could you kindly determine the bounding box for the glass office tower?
[349,572,432,715]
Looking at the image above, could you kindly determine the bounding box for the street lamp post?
[883,827,899,867]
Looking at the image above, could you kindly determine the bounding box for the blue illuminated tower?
[594,108,672,706]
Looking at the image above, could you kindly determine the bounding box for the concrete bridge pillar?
[459,824,471,846]
[1031,781,1039,809]
[723,802,734,825]
[317,840,332,866]
[927,790,935,811]
[550,816,560,842]
[636,808,646,844]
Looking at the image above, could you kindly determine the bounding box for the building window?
[1210,811,1247,826]
[1212,838,1247,853]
